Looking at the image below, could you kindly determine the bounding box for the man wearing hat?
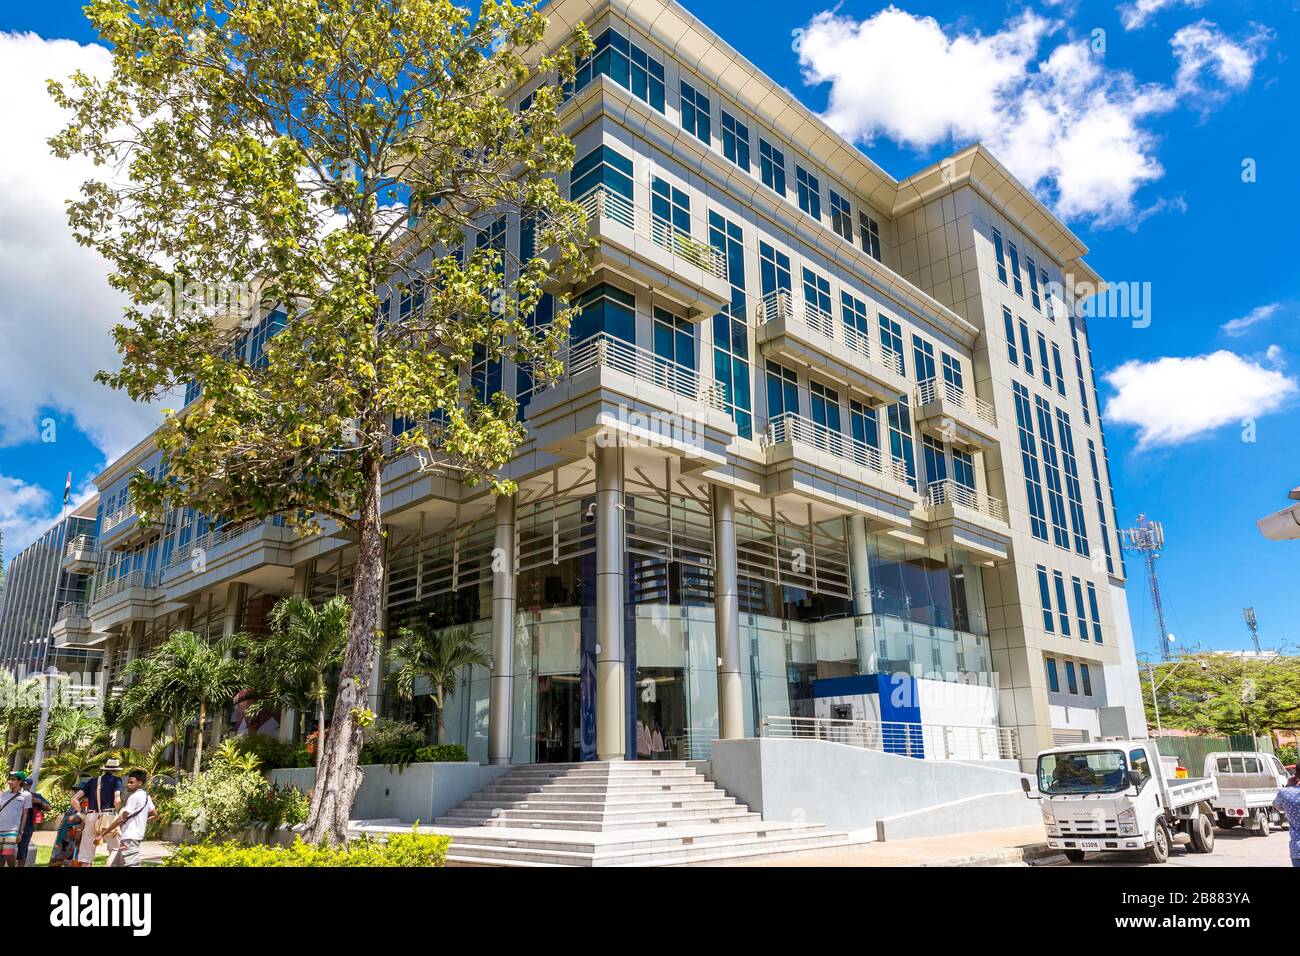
[0,771,33,867]
[71,757,125,867]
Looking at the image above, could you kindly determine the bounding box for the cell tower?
[1244,607,1261,655]
[1122,515,1172,661]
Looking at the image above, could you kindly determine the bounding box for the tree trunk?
[171,716,182,776]
[193,701,206,778]
[436,688,445,745]
[315,685,325,771]
[303,455,385,846]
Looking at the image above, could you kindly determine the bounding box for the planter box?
[158,821,298,846]
[269,761,509,825]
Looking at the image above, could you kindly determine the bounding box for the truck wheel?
[1063,849,1085,863]
[1146,821,1171,864]
[1253,811,1271,837]
[1189,813,1215,853]
[1217,814,1240,830]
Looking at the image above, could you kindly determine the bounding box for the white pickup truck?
[1204,751,1290,834]
[1023,739,1219,863]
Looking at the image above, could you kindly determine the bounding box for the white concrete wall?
[269,762,510,825]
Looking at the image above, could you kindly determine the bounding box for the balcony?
[524,332,738,468]
[97,500,146,549]
[913,378,999,449]
[51,603,104,648]
[755,289,910,406]
[572,186,731,317]
[918,478,1011,562]
[88,569,162,631]
[62,534,98,575]
[160,517,297,600]
[762,412,916,525]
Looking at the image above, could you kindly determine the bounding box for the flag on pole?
[63,472,72,508]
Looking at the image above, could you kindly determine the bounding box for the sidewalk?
[29,830,175,866]
[712,825,1053,867]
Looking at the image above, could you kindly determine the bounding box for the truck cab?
[1024,739,1218,864]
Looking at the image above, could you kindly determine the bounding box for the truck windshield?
[1038,750,1129,794]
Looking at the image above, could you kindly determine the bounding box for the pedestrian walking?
[1272,772,1300,866]
[95,769,155,868]
[48,793,84,867]
[17,774,51,867]
[71,757,124,867]
[0,771,32,868]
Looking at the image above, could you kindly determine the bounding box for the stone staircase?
[353,761,860,866]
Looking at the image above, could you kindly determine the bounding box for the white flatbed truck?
[1204,751,1290,834]
[1023,739,1218,863]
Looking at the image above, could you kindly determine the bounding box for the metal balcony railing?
[760,715,1019,760]
[755,289,909,382]
[925,478,1007,523]
[560,332,726,411]
[574,186,728,282]
[64,535,97,558]
[100,502,137,533]
[765,412,911,484]
[91,569,158,605]
[916,377,997,428]
[55,603,91,626]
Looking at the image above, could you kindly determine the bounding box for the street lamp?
[29,666,61,789]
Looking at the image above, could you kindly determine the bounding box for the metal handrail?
[163,516,290,572]
[100,502,137,533]
[766,412,910,483]
[916,377,997,427]
[760,714,1019,761]
[802,299,835,339]
[91,569,158,604]
[64,535,97,558]
[756,290,908,383]
[574,186,728,281]
[925,478,1007,522]
[55,602,91,624]
[561,332,726,410]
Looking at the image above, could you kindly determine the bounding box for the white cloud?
[0,32,164,462]
[1221,302,1282,337]
[1118,0,1206,32]
[792,7,1269,227]
[1171,20,1271,99]
[1103,351,1297,448]
[0,473,95,556]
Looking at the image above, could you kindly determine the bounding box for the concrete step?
[436,808,759,831]
[448,794,740,812]
[465,786,722,805]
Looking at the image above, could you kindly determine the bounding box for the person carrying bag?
[71,757,124,866]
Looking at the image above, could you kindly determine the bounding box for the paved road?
[1045,825,1294,867]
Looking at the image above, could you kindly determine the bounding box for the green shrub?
[1278,744,1297,768]
[164,829,450,867]
[233,733,312,770]
[247,782,310,830]
[359,718,427,767]
[170,764,310,836]
[413,744,468,763]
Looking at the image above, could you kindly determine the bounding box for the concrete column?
[595,444,626,761]
[712,486,744,740]
[848,515,873,617]
[972,449,989,498]
[488,493,517,765]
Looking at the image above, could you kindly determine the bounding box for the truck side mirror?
[1021,777,1032,796]
[1128,770,1143,788]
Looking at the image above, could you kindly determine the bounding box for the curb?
[914,842,1055,867]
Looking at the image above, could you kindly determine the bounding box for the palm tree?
[117,655,187,774]
[387,624,490,744]
[240,596,349,769]
[128,630,245,777]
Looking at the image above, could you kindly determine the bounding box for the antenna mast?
[1122,515,1171,661]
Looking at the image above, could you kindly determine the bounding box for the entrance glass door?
[535,674,582,763]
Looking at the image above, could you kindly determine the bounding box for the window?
[809,380,841,432]
[1053,570,1071,636]
[758,241,791,297]
[1087,439,1114,574]
[850,399,880,450]
[878,315,905,376]
[1130,748,1151,784]
[992,227,1008,285]
[653,307,694,371]
[651,177,690,235]
[1038,333,1052,388]
[1069,315,1090,424]
[759,138,786,197]
[248,308,287,369]
[1065,661,1078,695]
[1086,582,1103,643]
[1013,382,1049,541]
[1080,663,1093,696]
[1052,344,1067,398]
[515,218,555,419]
[1003,307,1018,363]
[801,267,832,323]
[912,334,936,384]
[1027,256,1041,311]
[1072,578,1089,642]
[1045,657,1060,693]
[886,399,917,489]
[860,213,881,261]
[721,110,749,171]
[1008,241,1023,297]
[1056,409,1090,556]
[830,189,853,241]
[952,447,975,490]
[942,353,963,394]
[766,361,800,420]
[1019,319,1034,375]
[1037,565,1054,632]
[680,80,711,144]
[795,165,821,220]
[1042,269,1054,322]
[1034,396,1070,550]
[572,282,635,344]
[570,144,633,201]
[922,433,947,487]
[708,211,752,439]
[841,291,870,353]
[574,29,665,112]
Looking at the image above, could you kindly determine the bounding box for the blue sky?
[1,0,1297,657]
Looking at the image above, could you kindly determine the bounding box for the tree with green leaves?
[387,624,490,744]
[51,0,592,844]
[239,595,350,767]
[1144,653,1300,738]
